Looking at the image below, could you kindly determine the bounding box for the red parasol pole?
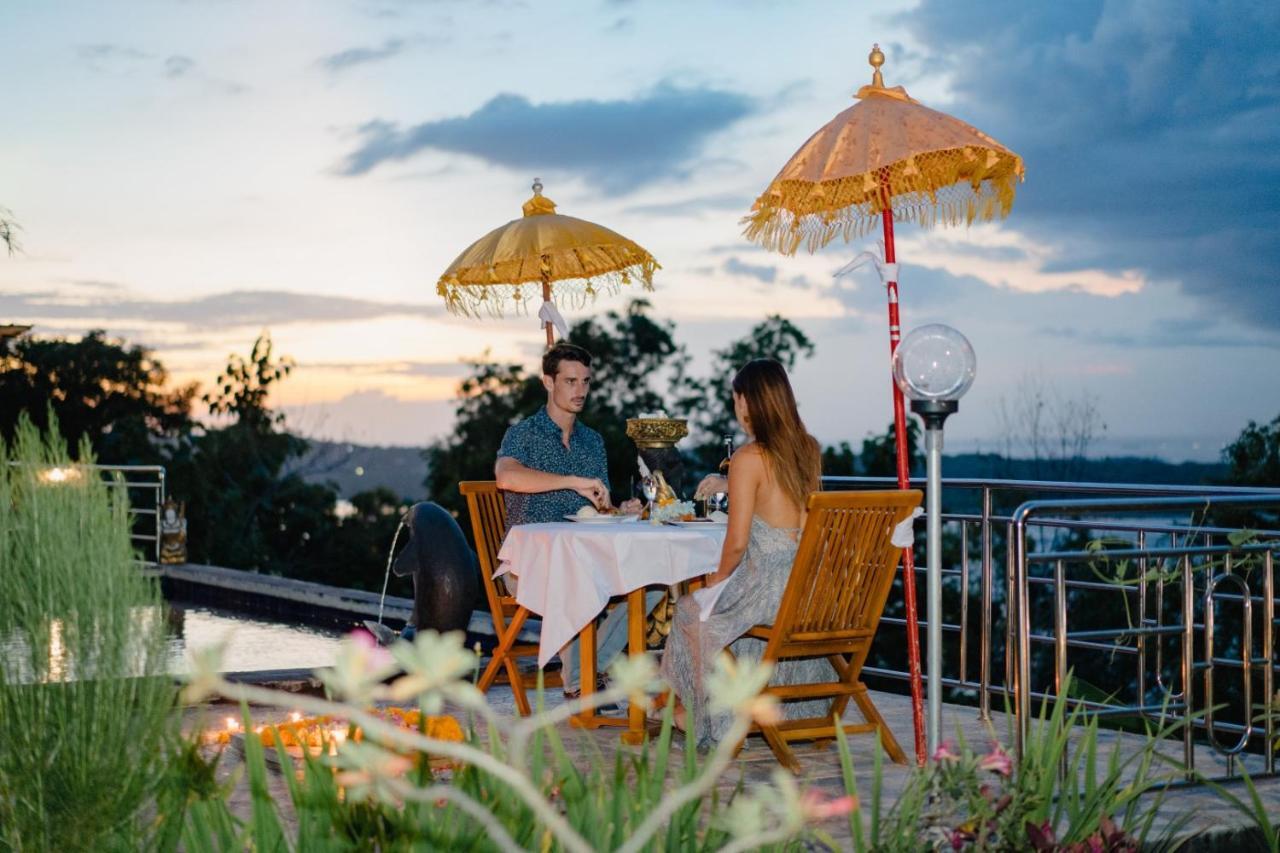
[881,196,927,765]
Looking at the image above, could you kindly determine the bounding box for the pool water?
[166,600,348,674]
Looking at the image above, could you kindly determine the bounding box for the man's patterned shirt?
[497,406,610,526]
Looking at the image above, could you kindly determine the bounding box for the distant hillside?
[941,453,1228,486]
[294,441,429,501]
[294,439,1229,504]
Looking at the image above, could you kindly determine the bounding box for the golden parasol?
[742,46,1024,764]
[437,179,660,349]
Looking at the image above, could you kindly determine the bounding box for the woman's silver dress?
[660,516,835,748]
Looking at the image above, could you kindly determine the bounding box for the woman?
[660,358,834,747]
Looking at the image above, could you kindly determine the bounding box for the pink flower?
[800,791,857,820]
[932,740,960,763]
[978,744,1013,776]
[347,628,393,669]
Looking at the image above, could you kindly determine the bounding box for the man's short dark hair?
[542,342,592,377]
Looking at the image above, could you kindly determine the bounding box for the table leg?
[622,587,648,745]
[478,606,532,716]
[569,619,600,730]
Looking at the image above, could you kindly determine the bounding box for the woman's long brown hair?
[731,359,821,510]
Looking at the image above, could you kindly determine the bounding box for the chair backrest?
[770,489,922,651]
[459,481,512,614]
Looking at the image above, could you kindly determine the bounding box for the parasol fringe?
[743,146,1023,255]
[437,259,657,320]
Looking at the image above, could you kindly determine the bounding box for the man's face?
[543,359,592,414]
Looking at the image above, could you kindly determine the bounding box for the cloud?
[164,55,196,78]
[722,256,777,284]
[831,262,1280,351]
[899,0,1280,327]
[623,191,751,217]
[0,289,443,331]
[318,38,411,72]
[76,43,151,69]
[337,82,756,192]
[604,16,634,34]
[298,359,472,378]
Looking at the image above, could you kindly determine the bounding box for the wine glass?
[641,476,658,523]
[709,491,728,517]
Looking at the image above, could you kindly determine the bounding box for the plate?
[667,518,728,527]
[563,513,636,523]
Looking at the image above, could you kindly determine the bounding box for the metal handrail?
[821,475,1280,783]
[5,460,166,565]
[1008,492,1280,778]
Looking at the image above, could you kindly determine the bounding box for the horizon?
[2,1,1277,466]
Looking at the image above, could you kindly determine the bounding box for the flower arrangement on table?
[649,498,696,524]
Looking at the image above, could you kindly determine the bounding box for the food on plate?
[576,504,621,519]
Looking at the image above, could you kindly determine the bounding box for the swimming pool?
[165,599,347,674]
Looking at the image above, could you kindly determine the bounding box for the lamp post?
[892,324,977,756]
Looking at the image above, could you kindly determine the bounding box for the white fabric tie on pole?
[538,300,570,339]
[833,245,899,286]
[891,507,924,548]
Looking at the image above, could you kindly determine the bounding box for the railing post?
[1265,549,1275,775]
[979,486,993,721]
[1182,553,1195,779]
[1013,506,1033,759]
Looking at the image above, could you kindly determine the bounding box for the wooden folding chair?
[458,480,559,716]
[739,489,922,771]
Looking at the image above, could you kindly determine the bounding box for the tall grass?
[0,414,176,850]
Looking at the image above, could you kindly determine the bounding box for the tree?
[167,333,336,574]
[679,315,816,472]
[425,300,693,518]
[857,420,924,477]
[996,372,1106,481]
[0,205,17,254]
[0,330,196,465]
[1222,413,1280,488]
[1212,412,1280,529]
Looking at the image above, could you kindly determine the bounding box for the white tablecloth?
[496,521,728,667]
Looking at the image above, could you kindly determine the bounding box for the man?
[495,342,652,699]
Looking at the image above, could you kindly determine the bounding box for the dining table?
[477,516,728,743]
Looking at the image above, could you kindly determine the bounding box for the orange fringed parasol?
[438,179,660,348]
[742,45,1024,766]
[743,51,1023,255]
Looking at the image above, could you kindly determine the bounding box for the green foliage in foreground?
[838,678,1190,852]
[0,415,176,851]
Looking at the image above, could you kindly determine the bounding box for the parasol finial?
[869,43,885,88]
[523,177,557,217]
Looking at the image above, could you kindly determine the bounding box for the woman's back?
[732,443,805,534]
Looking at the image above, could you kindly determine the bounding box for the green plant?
[0,414,176,850]
[837,676,1189,851]
[174,632,850,851]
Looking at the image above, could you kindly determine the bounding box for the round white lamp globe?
[892,324,977,402]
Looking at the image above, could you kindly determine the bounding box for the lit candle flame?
[225,716,239,732]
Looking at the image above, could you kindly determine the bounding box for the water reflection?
[165,601,345,673]
[2,602,346,682]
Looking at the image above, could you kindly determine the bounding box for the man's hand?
[619,498,643,515]
[694,474,728,500]
[571,477,611,510]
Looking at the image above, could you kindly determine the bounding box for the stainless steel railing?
[7,461,166,565]
[821,475,1280,781]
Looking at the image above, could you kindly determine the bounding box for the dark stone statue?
[392,502,482,634]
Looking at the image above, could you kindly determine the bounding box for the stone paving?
[190,680,1278,850]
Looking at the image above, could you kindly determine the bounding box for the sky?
[1,0,1277,462]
